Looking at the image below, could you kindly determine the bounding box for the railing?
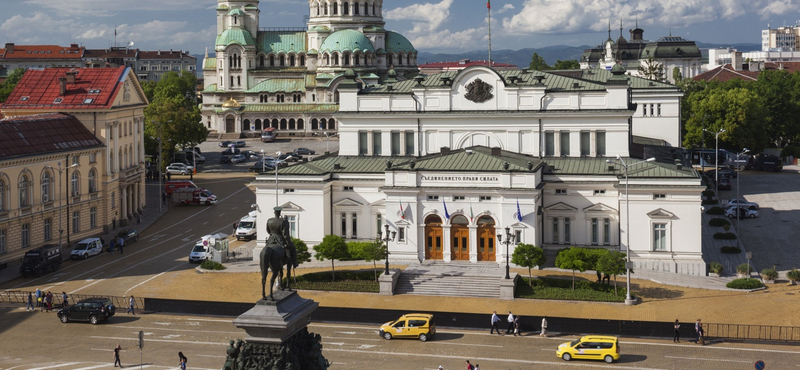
[705,323,800,342]
[0,290,145,312]
[258,27,307,32]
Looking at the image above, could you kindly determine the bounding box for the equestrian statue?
[260,207,298,301]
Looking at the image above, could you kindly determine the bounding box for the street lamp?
[313,132,337,154]
[606,155,655,305]
[736,148,749,234]
[497,226,514,279]
[153,120,171,213]
[377,224,396,275]
[45,162,78,250]
[703,128,726,199]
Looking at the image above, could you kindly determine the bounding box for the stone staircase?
[394,262,504,298]
[220,132,241,140]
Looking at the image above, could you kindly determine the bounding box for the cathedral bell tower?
[215,0,259,91]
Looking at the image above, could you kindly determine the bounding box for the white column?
[121,186,128,221]
[442,225,452,262]
[468,225,478,263]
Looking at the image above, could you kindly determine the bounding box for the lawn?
[515,276,627,302]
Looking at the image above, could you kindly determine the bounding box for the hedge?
[200,260,226,270]
[713,232,737,240]
[726,278,764,289]
[709,218,730,227]
[702,199,719,205]
[720,246,741,254]
[516,277,626,302]
[708,261,724,274]
[283,270,380,293]
[706,206,725,215]
[761,268,779,280]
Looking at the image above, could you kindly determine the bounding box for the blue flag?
[443,199,450,219]
[516,199,523,221]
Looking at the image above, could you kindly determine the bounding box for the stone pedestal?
[233,290,318,344]
[379,269,400,296]
[500,272,518,300]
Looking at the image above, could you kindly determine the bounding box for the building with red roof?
[693,62,800,82]
[0,113,105,266]
[0,43,85,73]
[419,59,518,74]
[1,67,148,241]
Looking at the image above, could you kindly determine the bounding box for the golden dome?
[222,98,241,108]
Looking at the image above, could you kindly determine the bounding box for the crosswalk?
[9,363,219,370]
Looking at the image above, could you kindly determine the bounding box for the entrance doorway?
[424,214,443,260]
[477,216,496,261]
[450,215,470,261]
[225,116,235,133]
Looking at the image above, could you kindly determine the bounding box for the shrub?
[713,232,737,240]
[515,276,626,302]
[726,278,764,289]
[706,206,725,215]
[761,267,779,280]
[283,270,379,293]
[723,224,731,231]
[709,218,730,227]
[702,199,719,205]
[720,246,741,254]
[708,262,724,274]
[702,190,715,198]
[736,263,752,274]
[200,260,226,270]
[787,269,800,282]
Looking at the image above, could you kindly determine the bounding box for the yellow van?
[379,313,436,342]
[556,335,620,363]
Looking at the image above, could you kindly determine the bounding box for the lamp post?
[606,155,655,305]
[703,128,726,199]
[736,148,749,234]
[45,162,78,250]
[313,132,336,154]
[260,149,266,173]
[497,226,514,279]
[377,224,396,275]
[153,120,171,213]
[274,151,282,208]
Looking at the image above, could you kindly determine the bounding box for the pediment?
[545,202,578,212]
[509,222,528,229]
[584,203,617,213]
[647,208,675,219]
[279,201,303,212]
[333,198,363,207]
[370,198,386,207]
[394,218,412,226]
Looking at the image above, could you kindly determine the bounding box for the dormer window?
[20,96,29,101]
[233,16,238,25]
[83,98,94,104]
[53,98,63,104]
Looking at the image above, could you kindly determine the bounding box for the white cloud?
[385,0,487,51]
[497,3,516,15]
[23,0,216,16]
[385,0,453,33]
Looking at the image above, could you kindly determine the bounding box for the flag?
[469,200,474,222]
[399,201,405,219]
[487,0,491,9]
[443,199,450,219]
[406,201,412,219]
[516,199,523,222]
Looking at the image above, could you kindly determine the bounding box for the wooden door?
[477,216,496,261]
[450,215,470,261]
[424,215,443,260]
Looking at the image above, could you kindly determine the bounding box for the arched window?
[280,119,288,130]
[230,76,234,87]
[233,16,238,25]
[19,174,30,207]
[364,1,369,15]
[333,2,338,15]
[372,3,376,15]
[312,118,319,130]
[333,53,339,65]
[259,55,265,67]
[344,53,350,66]
[270,55,275,66]
[289,118,296,130]
[300,55,306,66]
[237,76,241,86]
[255,119,262,130]
[320,118,327,130]
[407,54,412,65]
[329,118,336,129]
[323,54,330,65]
[344,2,349,14]
[272,119,279,128]
[290,55,295,66]
[88,169,97,193]
[0,178,6,211]
[354,54,360,65]
[280,55,285,66]
[298,119,305,130]
[71,172,80,196]
[354,2,359,14]
[243,119,251,131]
[41,171,51,203]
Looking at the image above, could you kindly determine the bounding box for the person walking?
[45,291,53,312]
[26,292,34,311]
[232,222,237,235]
[513,316,521,336]
[109,239,115,255]
[465,360,474,370]
[540,317,548,337]
[35,288,42,308]
[673,319,681,342]
[474,365,480,370]
[127,296,136,315]
[61,292,69,308]
[490,311,501,335]
[506,311,515,334]
[113,344,123,367]
[694,319,702,344]
[118,236,125,254]
[178,352,188,369]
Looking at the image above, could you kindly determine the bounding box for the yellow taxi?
[379,313,436,342]
[556,335,620,363]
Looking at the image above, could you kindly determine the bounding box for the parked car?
[243,150,261,160]
[718,167,737,178]
[220,155,232,164]
[556,335,620,363]
[168,162,194,171]
[219,140,233,148]
[222,148,241,155]
[727,199,759,210]
[70,238,103,259]
[118,229,139,244]
[231,154,247,163]
[379,313,436,342]
[232,140,247,148]
[58,297,116,325]
[718,178,731,190]
[166,165,191,175]
[726,207,759,219]
[279,153,301,162]
[294,148,316,155]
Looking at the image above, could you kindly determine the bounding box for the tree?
[291,237,312,284]
[552,59,580,70]
[682,86,767,152]
[313,235,349,281]
[595,251,627,295]
[529,52,550,71]
[554,247,588,290]
[511,244,546,286]
[672,67,683,83]
[350,239,387,281]
[637,56,665,81]
[0,68,25,103]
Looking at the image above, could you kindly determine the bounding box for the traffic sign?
[755,360,765,370]
[138,330,144,350]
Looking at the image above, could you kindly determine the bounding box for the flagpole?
[487,0,492,67]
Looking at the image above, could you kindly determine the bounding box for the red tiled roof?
[0,44,84,59]
[0,67,127,110]
[138,50,192,60]
[694,62,800,82]
[419,60,517,68]
[0,113,103,159]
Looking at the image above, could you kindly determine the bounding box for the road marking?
[358,345,377,349]
[90,336,226,346]
[25,363,81,370]
[324,336,504,348]
[72,364,113,370]
[123,262,188,296]
[336,331,358,334]
[112,324,240,335]
[182,237,191,242]
[665,356,750,363]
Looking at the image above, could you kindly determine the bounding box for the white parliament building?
[247,3,706,276]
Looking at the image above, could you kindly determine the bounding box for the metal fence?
[705,323,800,342]
[0,290,145,312]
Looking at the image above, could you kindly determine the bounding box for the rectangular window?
[283,189,295,193]
[340,213,347,237]
[552,218,559,243]
[603,218,611,245]
[560,132,570,156]
[544,132,555,156]
[376,214,382,236]
[405,132,414,155]
[90,207,97,229]
[555,189,567,195]
[564,218,571,243]
[0,229,5,254]
[653,223,667,251]
[44,218,52,241]
[344,186,354,191]
[22,224,30,248]
[427,195,439,201]
[580,132,590,156]
[657,103,662,116]
[72,211,80,233]
[89,153,97,163]
[391,132,401,155]
[596,132,606,156]
[372,132,382,155]
[479,196,491,201]
[286,215,297,238]
[514,230,522,244]
[72,155,79,165]
[591,218,598,245]
[398,227,405,242]
[358,131,368,155]
[653,194,666,199]
[593,190,606,195]
[453,195,465,201]
[351,213,358,239]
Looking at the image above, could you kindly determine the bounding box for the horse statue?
[260,207,298,301]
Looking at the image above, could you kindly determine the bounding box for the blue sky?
[0,0,795,55]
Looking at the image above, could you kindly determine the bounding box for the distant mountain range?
[192,42,761,77]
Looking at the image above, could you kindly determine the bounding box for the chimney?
[158,50,161,55]
[65,71,77,84]
[58,77,67,96]
[4,43,14,53]
[491,147,502,156]
[732,51,743,71]
[440,146,450,155]
[333,163,341,170]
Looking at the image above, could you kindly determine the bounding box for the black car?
[294,148,316,155]
[219,140,233,148]
[232,140,247,148]
[718,168,737,178]
[279,153,300,162]
[222,148,241,155]
[58,297,116,325]
[718,178,732,190]
[220,155,232,164]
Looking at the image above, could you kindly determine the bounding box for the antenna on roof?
[127,41,134,50]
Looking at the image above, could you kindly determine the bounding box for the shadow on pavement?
[617,354,648,363]
[634,286,684,300]
[431,332,464,341]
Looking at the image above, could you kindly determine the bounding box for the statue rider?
[265,207,298,277]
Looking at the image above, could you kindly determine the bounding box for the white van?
[236,211,258,241]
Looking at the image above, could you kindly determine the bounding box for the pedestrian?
[162,192,167,204]
[514,316,521,336]
[506,311,514,334]
[232,222,237,235]
[35,288,42,308]
[127,296,136,315]
[45,291,53,312]
[540,317,548,337]
[474,365,480,370]
[118,236,125,254]
[465,359,474,370]
[26,292,34,311]
[113,344,123,367]
[673,319,681,342]
[490,311,501,335]
[62,292,69,308]
[109,239,116,255]
[695,319,705,345]
[178,352,188,370]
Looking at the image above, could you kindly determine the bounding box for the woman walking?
[673,320,680,342]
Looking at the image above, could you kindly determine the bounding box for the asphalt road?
[0,308,796,370]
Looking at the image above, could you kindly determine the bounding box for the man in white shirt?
[490,311,501,334]
[506,311,514,334]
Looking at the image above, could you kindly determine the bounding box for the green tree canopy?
[511,243,546,286]
[552,59,580,70]
[313,235,349,281]
[0,68,25,103]
[555,247,588,290]
[529,53,550,71]
[292,237,312,265]
[595,250,627,295]
[637,56,665,81]
[349,239,387,281]
[682,86,768,152]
